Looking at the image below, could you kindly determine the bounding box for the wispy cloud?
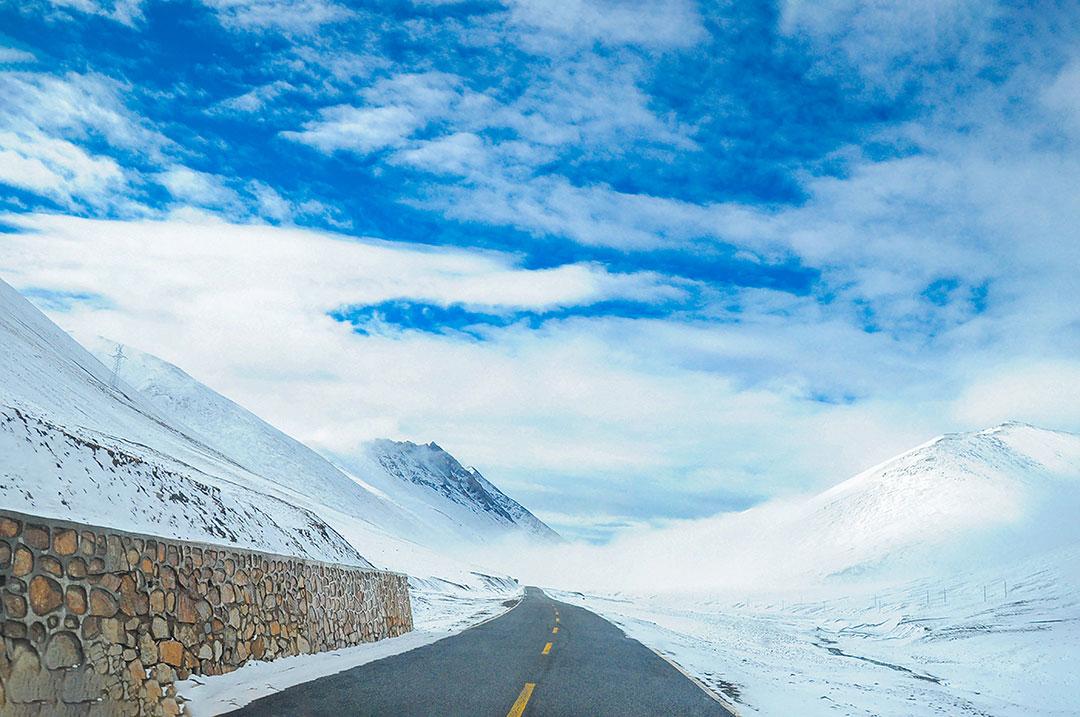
[0,129,128,209]
[0,47,36,64]
[211,80,296,115]
[0,70,170,212]
[200,0,352,34]
[283,72,493,154]
[40,0,145,26]
[505,0,706,53]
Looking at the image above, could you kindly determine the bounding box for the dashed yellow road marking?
[506,682,536,717]
[552,626,558,634]
[542,641,553,655]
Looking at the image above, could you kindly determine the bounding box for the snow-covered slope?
[1,277,534,608]
[0,279,365,565]
[358,440,559,542]
[83,341,434,543]
[546,429,1080,717]
[517,423,1080,594]
[797,422,1080,580]
[84,340,558,549]
[688,421,1080,587]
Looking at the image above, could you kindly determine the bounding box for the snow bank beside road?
[180,581,523,715]
[551,544,1080,717]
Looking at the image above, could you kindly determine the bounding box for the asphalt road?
[224,586,734,717]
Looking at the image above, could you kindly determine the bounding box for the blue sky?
[1,0,1079,541]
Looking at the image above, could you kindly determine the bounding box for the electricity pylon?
[109,344,126,389]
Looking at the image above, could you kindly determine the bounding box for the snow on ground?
[179,579,524,715]
[530,424,1080,716]
[551,543,1080,717]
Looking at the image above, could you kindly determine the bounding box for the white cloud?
[486,54,698,154]
[284,105,420,154]
[506,0,706,53]
[0,212,686,311]
[158,167,242,208]
[0,67,321,223]
[778,0,1002,100]
[0,130,129,209]
[0,48,36,64]
[212,80,295,114]
[156,168,337,225]
[953,362,1080,432]
[247,181,294,222]
[0,71,172,159]
[392,132,487,176]
[43,0,145,26]
[283,72,493,155]
[1042,59,1080,136]
[0,211,1019,536]
[0,69,177,211]
[200,0,352,33]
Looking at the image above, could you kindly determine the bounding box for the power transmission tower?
[109,344,126,389]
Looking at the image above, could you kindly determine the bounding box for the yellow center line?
[542,641,553,655]
[552,626,558,634]
[506,682,536,717]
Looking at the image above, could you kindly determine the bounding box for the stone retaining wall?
[0,509,413,715]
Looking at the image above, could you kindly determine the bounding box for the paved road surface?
[225,587,734,716]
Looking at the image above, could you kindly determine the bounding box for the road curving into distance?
[225,586,735,717]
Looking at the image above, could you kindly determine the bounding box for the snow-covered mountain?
[719,421,1080,586]
[83,341,431,543]
[531,422,1080,594]
[0,279,365,566]
[1,276,550,595]
[795,422,1080,580]
[360,439,559,541]
[89,339,558,549]
[543,426,1080,717]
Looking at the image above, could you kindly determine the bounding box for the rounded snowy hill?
[798,422,1080,580]
[592,422,1080,592]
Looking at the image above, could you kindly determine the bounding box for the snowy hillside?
[539,426,1080,716]
[86,340,558,549]
[360,439,559,542]
[797,422,1080,580]
[515,423,1080,595]
[84,340,437,545]
[557,541,1080,717]
[702,421,1080,587]
[0,279,364,565]
[2,277,530,607]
